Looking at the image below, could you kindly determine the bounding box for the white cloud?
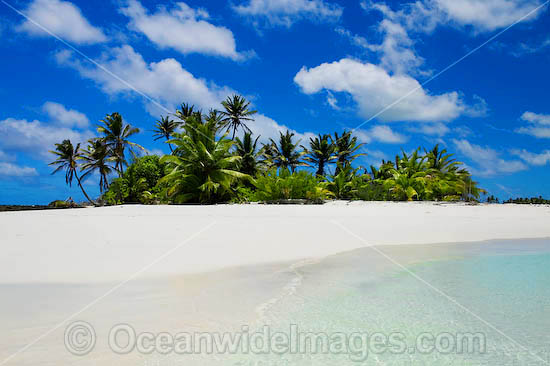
[356,125,408,144]
[516,126,550,138]
[0,162,38,177]
[249,114,314,144]
[0,149,16,162]
[510,149,550,166]
[294,58,464,122]
[0,118,92,161]
[120,0,251,61]
[362,0,544,34]
[16,0,106,44]
[521,111,550,125]
[42,101,89,128]
[233,0,343,28]
[55,45,232,113]
[410,122,451,136]
[516,111,550,138]
[434,0,544,32]
[453,139,527,176]
[54,45,314,147]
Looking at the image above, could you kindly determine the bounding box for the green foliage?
[220,95,257,139]
[103,178,129,205]
[102,155,164,204]
[333,130,365,174]
[262,130,307,172]
[304,134,336,177]
[49,139,94,204]
[235,132,262,176]
[503,196,550,204]
[160,115,250,204]
[250,168,331,202]
[97,112,143,177]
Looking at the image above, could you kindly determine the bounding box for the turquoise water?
[232,239,550,365]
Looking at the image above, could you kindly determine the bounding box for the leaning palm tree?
[49,139,94,204]
[80,139,114,193]
[161,116,250,203]
[262,130,307,173]
[235,132,262,176]
[304,134,336,176]
[332,131,366,174]
[220,95,257,139]
[97,112,143,178]
[152,115,178,152]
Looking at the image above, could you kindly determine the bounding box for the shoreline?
[2,201,550,283]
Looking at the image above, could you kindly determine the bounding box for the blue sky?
[0,0,549,204]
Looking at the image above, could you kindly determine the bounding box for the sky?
[0,0,549,204]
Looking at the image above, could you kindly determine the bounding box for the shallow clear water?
[2,239,550,365]
[228,239,550,365]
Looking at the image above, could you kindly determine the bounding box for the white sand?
[1,202,550,284]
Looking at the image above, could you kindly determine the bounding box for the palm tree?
[332,131,365,174]
[263,130,307,173]
[152,116,178,152]
[220,95,257,139]
[304,134,335,176]
[174,103,195,124]
[97,112,143,178]
[80,139,113,193]
[49,139,94,204]
[161,116,250,203]
[235,132,262,176]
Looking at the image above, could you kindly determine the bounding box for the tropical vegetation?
[49,94,488,205]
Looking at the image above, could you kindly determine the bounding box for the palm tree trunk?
[74,172,95,205]
[166,137,174,153]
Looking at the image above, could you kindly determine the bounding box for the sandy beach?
[1,202,550,283]
[2,202,550,365]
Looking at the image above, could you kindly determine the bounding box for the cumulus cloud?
[249,114,315,144]
[54,45,314,145]
[55,45,232,113]
[0,162,38,177]
[120,0,251,61]
[510,149,550,166]
[356,125,408,144]
[233,0,343,28]
[453,139,527,176]
[433,0,544,31]
[42,101,89,128]
[362,0,544,34]
[516,111,550,138]
[409,122,451,136]
[16,0,106,44]
[0,118,92,161]
[521,111,550,125]
[294,58,464,122]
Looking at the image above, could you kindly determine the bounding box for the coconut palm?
[49,139,94,204]
[80,139,113,193]
[174,103,195,124]
[97,112,143,178]
[304,134,336,177]
[332,131,366,174]
[220,95,257,139]
[263,130,307,173]
[161,117,250,203]
[152,116,178,152]
[235,132,262,176]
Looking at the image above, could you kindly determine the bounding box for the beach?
[1,202,550,283]
[2,202,550,365]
